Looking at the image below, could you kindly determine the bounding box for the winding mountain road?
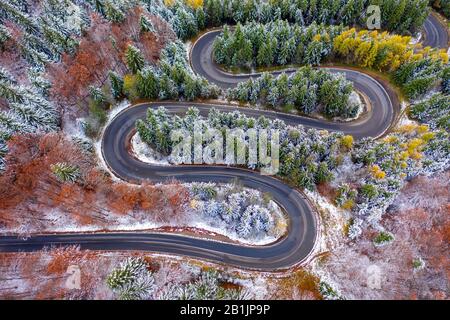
[0,16,447,270]
[422,13,449,49]
[190,29,398,139]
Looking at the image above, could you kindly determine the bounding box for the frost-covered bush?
[159,270,248,300]
[189,182,284,241]
[107,257,156,300]
[412,257,425,270]
[373,231,394,246]
[190,182,217,200]
[226,67,361,119]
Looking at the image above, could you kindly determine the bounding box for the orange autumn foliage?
[0,133,190,232]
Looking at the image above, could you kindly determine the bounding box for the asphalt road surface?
[422,13,449,49]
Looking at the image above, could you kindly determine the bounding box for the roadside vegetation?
[136,105,449,238]
[107,257,248,300]
[214,21,449,100]
[430,0,450,18]
[226,67,362,119]
[156,0,431,39]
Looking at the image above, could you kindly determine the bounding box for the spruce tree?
[125,44,145,74]
[51,162,80,183]
[109,71,124,100]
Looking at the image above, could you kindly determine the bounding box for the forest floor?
[0,171,447,300]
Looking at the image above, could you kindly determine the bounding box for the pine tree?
[137,67,159,99]
[140,15,155,33]
[109,71,124,99]
[104,1,125,23]
[89,86,106,105]
[51,162,80,183]
[0,25,11,50]
[125,44,145,74]
[106,257,155,300]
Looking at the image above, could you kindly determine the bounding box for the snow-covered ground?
[131,133,170,165]
[332,91,365,122]
[410,32,422,45]
[304,189,346,253]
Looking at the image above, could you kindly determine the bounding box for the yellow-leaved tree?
[333,29,416,71]
[185,0,204,9]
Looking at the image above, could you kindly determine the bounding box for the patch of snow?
[304,189,346,252]
[185,40,193,64]
[64,117,86,137]
[410,32,422,45]
[396,112,419,128]
[232,277,269,299]
[330,155,362,187]
[190,220,279,246]
[106,100,131,123]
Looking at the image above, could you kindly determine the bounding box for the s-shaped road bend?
[0,18,447,271]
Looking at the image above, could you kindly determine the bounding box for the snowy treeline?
[0,0,90,69]
[87,0,139,23]
[107,257,248,300]
[189,182,286,241]
[333,28,449,100]
[214,22,343,68]
[226,67,362,119]
[394,57,449,99]
[136,106,346,190]
[108,40,221,103]
[158,269,248,300]
[0,67,59,172]
[147,0,430,39]
[136,105,450,235]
